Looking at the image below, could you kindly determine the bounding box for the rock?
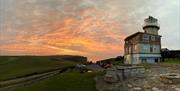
[133,87,142,91]
[152,87,163,91]
[160,73,180,84]
[154,75,158,77]
[124,69,131,77]
[117,73,123,81]
[128,84,132,88]
[175,88,180,91]
[104,74,118,83]
[152,87,159,91]
[151,77,155,79]
[143,83,151,90]
[104,68,119,83]
[172,85,176,88]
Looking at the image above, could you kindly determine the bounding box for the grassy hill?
[0,55,87,81]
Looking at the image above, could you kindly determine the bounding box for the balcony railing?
[143,22,160,28]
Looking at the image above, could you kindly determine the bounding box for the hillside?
[96,56,124,67]
[0,55,87,81]
[10,71,98,91]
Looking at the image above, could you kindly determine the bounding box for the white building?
[124,16,161,64]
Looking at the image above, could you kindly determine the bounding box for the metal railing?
[143,22,160,28]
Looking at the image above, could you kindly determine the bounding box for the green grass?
[161,59,180,64]
[113,60,124,65]
[0,56,80,81]
[10,71,98,91]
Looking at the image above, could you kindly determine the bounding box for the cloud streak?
[0,0,179,61]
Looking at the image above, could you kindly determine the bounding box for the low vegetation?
[0,56,86,81]
[10,71,98,91]
[161,59,180,64]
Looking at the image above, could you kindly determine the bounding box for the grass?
[0,56,81,81]
[161,59,180,64]
[113,60,124,65]
[10,71,98,91]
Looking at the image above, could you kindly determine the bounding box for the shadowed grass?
[161,59,180,64]
[0,56,82,81]
[10,71,98,91]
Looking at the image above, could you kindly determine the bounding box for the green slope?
[11,71,97,91]
[161,59,180,64]
[0,56,85,81]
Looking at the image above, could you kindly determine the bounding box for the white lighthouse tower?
[143,16,160,35]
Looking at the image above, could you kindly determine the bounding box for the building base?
[124,54,161,64]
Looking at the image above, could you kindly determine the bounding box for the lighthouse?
[143,16,160,35]
[124,16,162,64]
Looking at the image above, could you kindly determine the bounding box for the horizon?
[0,0,180,62]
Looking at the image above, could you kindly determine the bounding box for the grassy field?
[10,71,98,91]
[161,59,180,64]
[0,56,84,81]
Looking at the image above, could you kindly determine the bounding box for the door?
[155,58,158,63]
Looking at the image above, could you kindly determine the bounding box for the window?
[143,34,149,41]
[150,46,153,52]
[154,47,157,51]
[155,59,158,63]
[143,45,148,51]
[151,36,155,41]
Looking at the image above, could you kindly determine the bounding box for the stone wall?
[104,66,145,83]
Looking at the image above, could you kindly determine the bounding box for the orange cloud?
[1,2,126,62]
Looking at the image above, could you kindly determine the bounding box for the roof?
[144,16,158,22]
[124,32,143,41]
[125,32,162,41]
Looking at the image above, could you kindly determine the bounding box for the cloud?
[0,0,179,61]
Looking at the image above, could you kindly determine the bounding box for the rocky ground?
[127,64,180,91]
[96,64,180,91]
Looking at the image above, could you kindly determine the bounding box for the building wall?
[125,43,161,55]
[124,55,131,64]
[124,54,161,64]
[137,44,161,53]
[124,33,161,55]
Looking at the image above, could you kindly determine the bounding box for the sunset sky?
[0,0,180,61]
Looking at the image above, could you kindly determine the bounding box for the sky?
[0,0,180,61]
